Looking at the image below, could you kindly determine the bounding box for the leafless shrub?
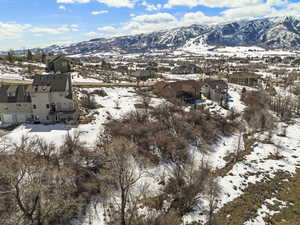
[0,136,85,225]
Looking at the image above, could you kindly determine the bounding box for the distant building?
[171,63,202,75]
[46,55,72,74]
[201,80,229,107]
[133,70,153,81]
[227,73,260,87]
[153,80,203,104]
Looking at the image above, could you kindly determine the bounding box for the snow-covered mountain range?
[43,16,300,55]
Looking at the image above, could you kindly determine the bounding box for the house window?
[46,104,50,109]
[17,104,21,107]
[33,104,37,109]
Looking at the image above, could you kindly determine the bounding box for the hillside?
[43,16,300,55]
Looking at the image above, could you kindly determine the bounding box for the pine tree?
[7,51,14,63]
[41,51,47,64]
[27,49,33,61]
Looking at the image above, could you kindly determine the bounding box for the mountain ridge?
[18,16,300,55]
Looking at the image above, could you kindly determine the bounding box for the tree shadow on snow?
[24,123,78,133]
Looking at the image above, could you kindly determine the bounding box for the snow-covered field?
[71,72,103,83]
[179,44,297,58]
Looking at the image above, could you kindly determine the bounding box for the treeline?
[0,50,48,64]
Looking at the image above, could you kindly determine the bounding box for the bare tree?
[206,178,221,225]
[114,99,121,109]
[0,136,81,225]
[96,137,143,225]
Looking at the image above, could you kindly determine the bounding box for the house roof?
[205,80,228,92]
[0,85,31,103]
[32,74,69,92]
[153,80,203,100]
[47,55,70,64]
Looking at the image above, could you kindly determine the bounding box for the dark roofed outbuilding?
[46,55,71,73]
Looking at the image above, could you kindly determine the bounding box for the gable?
[0,85,31,103]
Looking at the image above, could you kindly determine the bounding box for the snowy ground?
[182,118,300,225]
[163,73,200,81]
[179,44,297,58]
[1,87,163,147]
[71,72,103,83]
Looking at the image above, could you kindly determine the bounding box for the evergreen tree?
[7,50,14,63]
[27,49,33,61]
[42,51,47,64]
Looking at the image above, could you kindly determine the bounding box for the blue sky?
[0,0,299,50]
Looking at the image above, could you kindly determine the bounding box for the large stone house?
[0,74,78,124]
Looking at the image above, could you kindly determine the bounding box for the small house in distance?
[153,80,203,104]
[201,80,229,107]
[46,55,72,74]
[171,63,202,75]
[133,70,153,81]
[227,72,260,87]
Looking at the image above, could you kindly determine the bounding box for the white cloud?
[96,0,135,8]
[59,5,66,10]
[266,0,288,6]
[221,4,276,21]
[84,31,99,37]
[57,0,135,7]
[142,1,162,11]
[71,24,79,31]
[287,2,300,11]
[122,13,178,34]
[31,25,78,34]
[132,13,176,24]
[97,26,116,31]
[164,0,263,8]
[91,10,108,15]
[0,22,31,39]
[57,0,90,3]
[181,11,222,25]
